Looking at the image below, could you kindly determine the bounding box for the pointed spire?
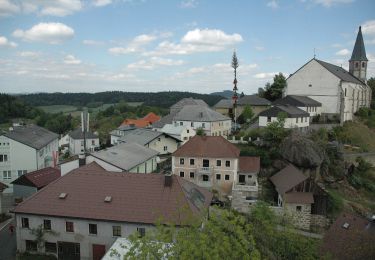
[350,26,368,62]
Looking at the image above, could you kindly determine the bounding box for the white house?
[285,27,371,123]
[159,124,196,144]
[109,125,136,145]
[173,105,232,136]
[273,95,322,119]
[118,128,181,155]
[68,128,100,155]
[258,105,310,130]
[86,142,159,173]
[13,162,212,260]
[0,125,59,193]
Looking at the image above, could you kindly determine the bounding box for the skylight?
[59,193,67,199]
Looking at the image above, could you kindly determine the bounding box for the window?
[22,217,29,228]
[189,159,194,165]
[216,160,221,167]
[225,161,230,167]
[180,122,183,126]
[137,227,146,237]
[89,224,97,235]
[203,159,209,167]
[296,117,299,123]
[45,242,57,253]
[190,172,194,178]
[163,146,168,151]
[305,117,307,122]
[0,154,7,162]
[216,174,221,180]
[267,116,271,122]
[225,175,230,180]
[157,138,161,141]
[187,130,189,133]
[2,171,11,180]
[26,240,37,251]
[180,158,184,165]
[191,122,194,127]
[91,140,95,145]
[179,171,184,177]
[203,175,209,181]
[362,62,365,68]
[43,219,51,231]
[300,117,303,123]
[296,206,302,211]
[202,123,205,128]
[308,84,312,87]
[113,226,121,237]
[80,141,84,146]
[344,88,347,97]
[66,221,74,232]
[355,62,359,68]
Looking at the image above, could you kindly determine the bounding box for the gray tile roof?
[90,142,159,171]
[69,128,98,140]
[273,95,322,107]
[152,113,176,129]
[170,98,208,114]
[174,105,231,122]
[238,95,271,106]
[259,105,309,118]
[270,164,308,194]
[119,128,180,146]
[350,26,368,62]
[213,99,232,109]
[315,59,365,85]
[3,125,58,150]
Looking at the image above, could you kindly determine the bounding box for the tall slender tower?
[231,50,239,130]
[349,26,368,82]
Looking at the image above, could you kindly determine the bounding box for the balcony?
[197,167,213,175]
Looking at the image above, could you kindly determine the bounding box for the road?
[0,218,16,260]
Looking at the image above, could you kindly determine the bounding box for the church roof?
[350,26,368,62]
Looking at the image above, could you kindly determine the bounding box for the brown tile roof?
[283,192,314,204]
[13,163,212,225]
[142,112,161,124]
[321,212,375,259]
[11,167,61,189]
[173,136,240,158]
[0,181,8,192]
[239,157,260,173]
[269,164,308,194]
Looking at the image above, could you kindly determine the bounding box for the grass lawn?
[337,121,375,152]
[37,105,77,114]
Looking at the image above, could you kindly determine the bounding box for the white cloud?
[312,0,353,7]
[109,46,138,54]
[12,23,74,44]
[180,0,197,8]
[361,20,375,37]
[93,0,112,7]
[63,55,81,65]
[109,33,157,55]
[0,36,17,47]
[17,51,40,57]
[267,0,279,9]
[335,48,350,56]
[83,39,104,45]
[331,43,343,48]
[127,57,184,70]
[253,72,278,79]
[255,46,265,51]
[0,0,20,17]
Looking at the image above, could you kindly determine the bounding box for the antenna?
[313,48,316,59]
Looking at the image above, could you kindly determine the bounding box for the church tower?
[349,26,368,82]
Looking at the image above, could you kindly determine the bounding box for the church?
[284,26,372,123]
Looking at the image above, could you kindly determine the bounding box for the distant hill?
[17,91,224,108]
[210,90,233,99]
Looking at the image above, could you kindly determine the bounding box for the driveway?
[0,217,16,260]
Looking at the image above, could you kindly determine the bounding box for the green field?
[38,105,78,114]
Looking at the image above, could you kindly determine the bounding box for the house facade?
[159,124,196,144]
[0,125,59,193]
[68,128,100,155]
[13,163,212,260]
[258,105,310,129]
[272,95,322,120]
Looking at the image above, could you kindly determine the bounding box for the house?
[320,212,375,259]
[0,125,59,193]
[142,112,161,124]
[58,133,70,154]
[120,112,161,129]
[86,142,159,173]
[0,182,8,214]
[68,128,100,155]
[231,156,260,213]
[272,95,322,119]
[284,27,372,123]
[159,124,196,144]
[11,167,61,201]
[173,105,232,136]
[118,128,181,155]
[153,98,208,129]
[13,162,212,260]
[110,125,136,145]
[258,105,310,130]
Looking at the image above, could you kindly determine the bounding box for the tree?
[259,73,287,101]
[238,105,254,124]
[196,127,205,136]
[367,77,375,108]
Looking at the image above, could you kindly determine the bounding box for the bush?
[327,190,344,218]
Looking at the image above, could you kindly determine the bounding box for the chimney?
[78,153,86,166]
[164,173,172,187]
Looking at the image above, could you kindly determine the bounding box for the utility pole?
[232,50,239,132]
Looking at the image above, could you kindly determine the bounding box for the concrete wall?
[69,138,99,156]
[128,157,157,174]
[60,159,80,176]
[15,213,153,260]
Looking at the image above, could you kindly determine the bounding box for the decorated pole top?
[232,50,239,104]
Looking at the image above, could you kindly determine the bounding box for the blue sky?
[0,0,375,94]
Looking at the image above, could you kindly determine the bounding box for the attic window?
[104,196,112,202]
[59,193,67,199]
[342,222,350,229]
[308,84,312,87]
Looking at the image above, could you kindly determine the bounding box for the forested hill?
[17,91,224,108]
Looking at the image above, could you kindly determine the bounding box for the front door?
[239,174,245,184]
[93,244,106,260]
[58,242,80,260]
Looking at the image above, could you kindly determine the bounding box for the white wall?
[259,116,310,128]
[69,138,100,156]
[146,135,179,155]
[60,159,80,176]
[173,120,231,136]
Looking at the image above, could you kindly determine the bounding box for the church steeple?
[349,26,368,82]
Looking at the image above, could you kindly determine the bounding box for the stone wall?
[310,214,329,229]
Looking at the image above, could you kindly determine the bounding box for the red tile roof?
[11,167,61,189]
[0,181,8,192]
[13,163,212,225]
[143,112,161,124]
[239,156,260,173]
[121,119,150,128]
[173,136,240,158]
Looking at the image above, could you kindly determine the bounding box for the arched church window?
[362,62,365,68]
[355,62,359,68]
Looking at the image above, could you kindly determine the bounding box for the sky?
[0,0,375,95]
